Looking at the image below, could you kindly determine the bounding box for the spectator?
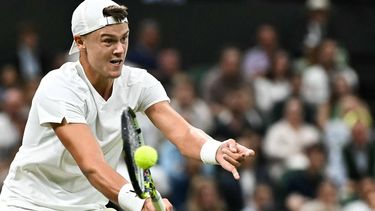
[281,143,327,210]
[1,87,28,139]
[171,74,213,133]
[342,121,375,182]
[264,97,320,181]
[203,46,247,115]
[185,176,226,211]
[0,64,21,99]
[301,39,358,105]
[317,73,354,129]
[242,24,279,80]
[154,48,184,94]
[299,180,341,211]
[14,22,52,81]
[253,50,292,121]
[242,184,275,211]
[212,84,264,140]
[159,142,208,211]
[292,0,349,74]
[126,19,161,70]
[304,0,332,50]
[343,177,375,211]
[270,73,316,124]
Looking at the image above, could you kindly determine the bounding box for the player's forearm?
[81,161,126,204]
[146,102,212,160]
[179,126,215,159]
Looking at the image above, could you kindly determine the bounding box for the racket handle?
[151,191,166,211]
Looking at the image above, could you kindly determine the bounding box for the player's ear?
[74,35,86,50]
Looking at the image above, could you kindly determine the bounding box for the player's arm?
[145,101,255,179]
[51,119,163,211]
[52,119,127,203]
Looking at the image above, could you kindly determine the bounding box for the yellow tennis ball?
[134,146,158,169]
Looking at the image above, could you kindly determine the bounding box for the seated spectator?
[242,24,279,80]
[212,84,264,140]
[301,39,358,106]
[342,121,375,182]
[153,48,184,95]
[270,73,316,125]
[299,180,341,211]
[202,46,247,115]
[14,21,52,81]
[264,97,320,180]
[126,19,161,70]
[319,76,362,187]
[2,88,28,139]
[304,0,331,50]
[317,73,355,129]
[281,143,327,210]
[343,177,375,211]
[159,140,206,211]
[185,176,226,211]
[242,183,275,211]
[171,74,213,133]
[253,50,291,122]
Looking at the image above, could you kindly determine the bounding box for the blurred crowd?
[1,0,375,210]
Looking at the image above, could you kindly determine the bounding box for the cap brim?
[68,41,79,55]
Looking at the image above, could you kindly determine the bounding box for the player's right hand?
[142,198,173,211]
[216,139,255,180]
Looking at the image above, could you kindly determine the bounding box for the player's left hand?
[216,139,255,180]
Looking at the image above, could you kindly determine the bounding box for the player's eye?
[102,39,114,45]
[120,36,128,44]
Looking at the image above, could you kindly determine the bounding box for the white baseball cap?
[69,0,128,55]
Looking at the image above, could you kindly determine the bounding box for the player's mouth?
[110,58,123,66]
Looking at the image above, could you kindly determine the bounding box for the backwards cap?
[69,0,128,55]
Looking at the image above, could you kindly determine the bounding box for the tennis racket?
[121,107,165,211]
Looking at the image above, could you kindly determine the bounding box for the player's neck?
[80,56,114,101]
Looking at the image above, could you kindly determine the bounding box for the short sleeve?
[35,73,87,127]
[136,72,170,112]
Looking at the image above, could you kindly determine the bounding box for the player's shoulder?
[120,65,156,86]
[39,62,88,93]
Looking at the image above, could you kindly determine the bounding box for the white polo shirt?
[0,61,169,210]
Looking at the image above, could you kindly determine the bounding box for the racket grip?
[152,191,166,211]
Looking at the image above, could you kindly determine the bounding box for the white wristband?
[200,139,222,165]
[118,183,146,211]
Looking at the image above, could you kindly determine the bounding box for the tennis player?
[0,0,254,210]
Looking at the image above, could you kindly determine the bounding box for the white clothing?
[300,200,341,211]
[324,119,350,186]
[0,61,169,210]
[302,64,359,105]
[342,200,372,211]
[264,120,320,170]
[302,65,330,105]
[253,77,290,113]
[0,113,19,149]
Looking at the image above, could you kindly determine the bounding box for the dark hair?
[102,5,128,23]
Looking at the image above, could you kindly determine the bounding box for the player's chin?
[108,66,123,78]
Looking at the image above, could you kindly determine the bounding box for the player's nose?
[113,42,125,55]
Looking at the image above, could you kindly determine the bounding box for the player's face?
[83,23,129,79]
